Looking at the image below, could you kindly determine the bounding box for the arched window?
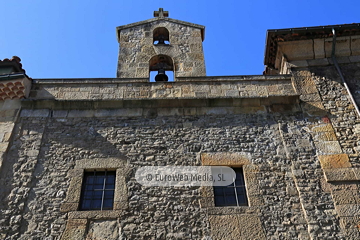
[153,27,170,45]
[149,55,174,82]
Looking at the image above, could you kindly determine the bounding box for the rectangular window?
[79,170,116,211]
[213,168,248,207]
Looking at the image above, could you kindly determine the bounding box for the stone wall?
[1,48,360,240]
[0,63,359,239]
[0,99,358,239]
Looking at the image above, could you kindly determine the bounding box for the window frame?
[199,152,264,209]
[79,170,116,211]
[213,167,248,207]
[60,158,128,217]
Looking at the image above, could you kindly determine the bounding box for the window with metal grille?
[213,168,248,207]
[79,170,116,210]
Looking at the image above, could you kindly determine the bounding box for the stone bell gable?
[116,8,206,79]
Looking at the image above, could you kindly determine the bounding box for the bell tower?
[116,8,206,81]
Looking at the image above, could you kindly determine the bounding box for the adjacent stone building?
[0,8,359,240]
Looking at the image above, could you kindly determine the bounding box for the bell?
[155,68,168,82]
[156,35,165,45]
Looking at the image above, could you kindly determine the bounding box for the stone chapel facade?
[0,8,360,240]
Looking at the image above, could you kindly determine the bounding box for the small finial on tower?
[154,8,169,18]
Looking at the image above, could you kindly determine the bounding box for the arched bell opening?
[153,27,170,45]
[149,55,174,82]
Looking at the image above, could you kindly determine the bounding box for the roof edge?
[116,17,205,42]
[264,23,360,68]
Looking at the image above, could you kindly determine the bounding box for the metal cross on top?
[154,8,169,18]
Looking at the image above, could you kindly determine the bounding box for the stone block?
[52,110,68,118]
[334,56,350,64]
[209,215,241,240]
[114,108,143,117]
[311,124,334,133]
[278,40,314,61]
[238,214,266,240]
[94,109,119,117]
[67,110,95,118]
[349,55,360,63]
[201,152,250,166]
[350,35,360,55]
[324,168,357,182]
[86,220,120,240]
[20,109,50,118]
[313,132,337,141]
[75,158,126,169]
[60,219,87,240]
[317,132,337,141]
[63,176,83,204]
[236,106,266,114]
[332,189,359,205]
[318,154,352,169]
[307,58,330,66]
[157,108,183,116]
[314,141,343,155]
[314,39,325,59]
[198,107,232,115]
[335,204,360,217]
[325,37,351,57]
[114,174,128,210]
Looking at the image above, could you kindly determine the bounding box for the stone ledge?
[20,97,301,118]
[33,75,291,84]
[30,76,297,101]
[68,210,124,219]
[22,96,299,110]
[207,206,259,215]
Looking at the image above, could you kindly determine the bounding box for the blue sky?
[1,0,358,79]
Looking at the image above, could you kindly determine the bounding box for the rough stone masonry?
[0,9,360,240]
